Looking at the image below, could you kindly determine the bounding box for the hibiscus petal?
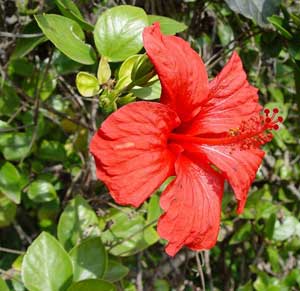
[180,52,262,135]
[158,154,224,256]
[90,101,180,207]
[199,145,265,213]
[143,23,208,122]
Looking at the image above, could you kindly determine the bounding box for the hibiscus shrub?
[0,0,300,290]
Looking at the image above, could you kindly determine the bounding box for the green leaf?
[55,0,93,31]
[154,279,170,291]
[264,213,276,239]
[22,232,73,291]
[146,194,161,224]
[0,277,9,291]
[27,180,57,203]
[131,80,161,100]
[2,132,32,161]
[117,54,141,88]
[225,0,281,27]
[76,72,100,97]
[11,21,47,59]
[8,58,35,77]
[69,237,108,282]
[267,246,281,273]
[103,260,129,282]
[57,196,101,251]
[0,162,22,204]
[102,208,159,256]
[35,14,96,65]
[0,194,17,228]
[23,69,57,101]
[97,57,111,85]
[38,140,67,162]
[148,15,187,35]
[0,121,13,150]
[0,82,20,116]
[288,40,300,60]
[229,222,252,245]
[268,16,293,39]
[94,5,148,62]
[67,279,116,291]
[273,216,299,241]
[53,51,82,75]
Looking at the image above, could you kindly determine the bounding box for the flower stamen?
[169,108,283,150]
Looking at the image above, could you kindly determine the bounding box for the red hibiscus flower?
[90,23,282,256]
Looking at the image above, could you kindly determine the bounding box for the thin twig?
[0,31,44,38]
[204,251,214,291]
[136,252,144,291]
[0,247,25,255]
[20,50,54,164]
[195,252,206,291]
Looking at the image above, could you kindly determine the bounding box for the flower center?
[169,108,283,149]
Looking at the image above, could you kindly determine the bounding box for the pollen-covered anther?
[263,107,283,131]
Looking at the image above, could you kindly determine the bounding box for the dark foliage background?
[0,0,300,290]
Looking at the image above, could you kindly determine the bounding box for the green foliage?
[57,196,101,251]
[148,15,187,35]
[35,14,96,64]
[69,237,107,281]
[22,232,73,291]
[0,0,300,290]
[94,5,148,62]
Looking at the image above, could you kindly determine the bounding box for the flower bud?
[97,57,111,85]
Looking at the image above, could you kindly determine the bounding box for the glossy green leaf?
[0,194,17,228]
[146,194,161,224]
[35,14,96,64]
[131,79,161,100]
[27,180,57,203]
[76,72,100,97]
[264,213,276,239]
[94,5,148,62]
[22,232,73,291]
[273,216,299,241]
[55,0,93,31]
[116,55,141,90]
[69,237,107,281]
[225,0,281,27]
[67,279,116,291]
[2,132,32,161]
[0,277,9,291]
[11,21,47,59]
[57,195,101,250]
[38,140,67,162]
[0,162,22,204]
[102,208,159,256]
[268,16,293,40]
[148,15,187,35]
[103,260,129,282]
